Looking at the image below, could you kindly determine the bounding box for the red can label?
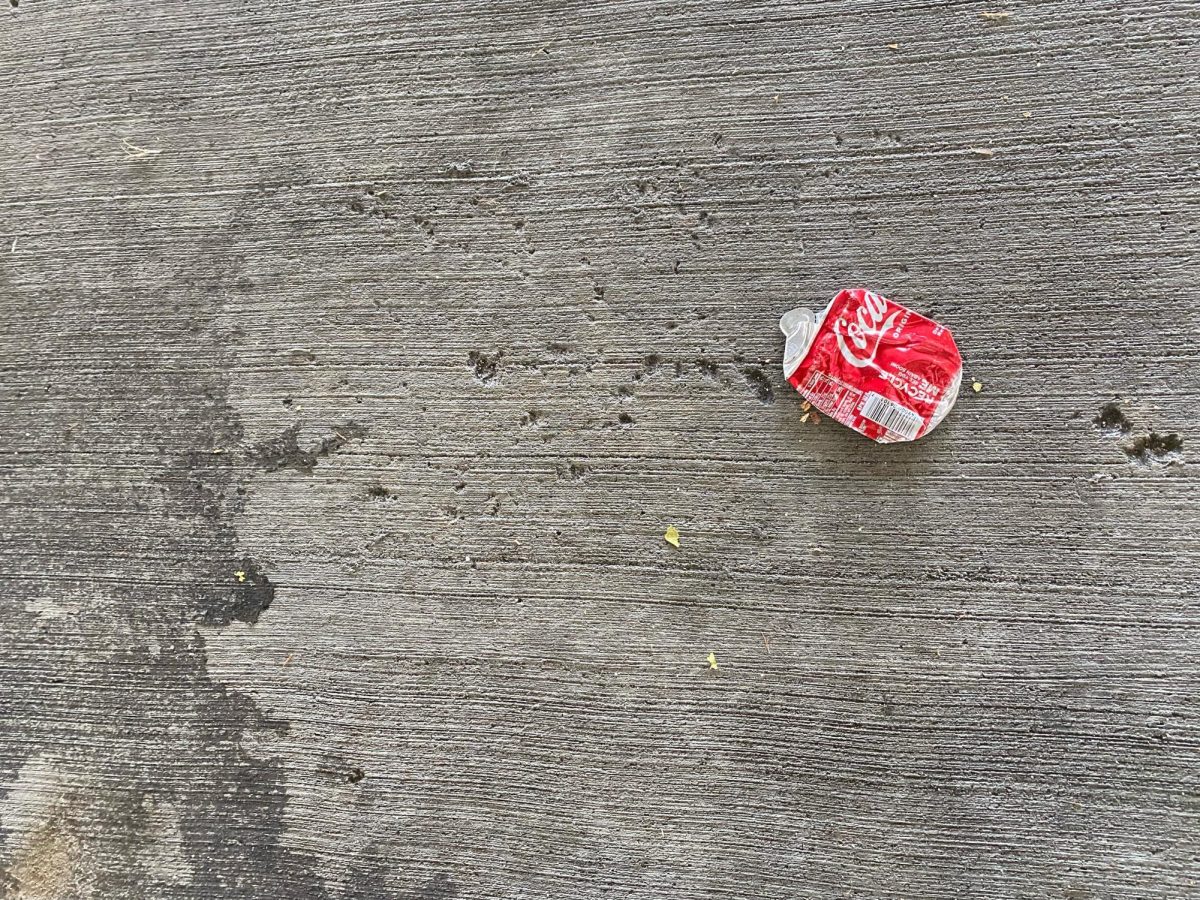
[783,289,962,443]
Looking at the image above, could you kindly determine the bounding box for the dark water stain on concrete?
[200,556,275,626]
[1094,400,1133,435]
[1123,432,1184,465]
[468,349,502,384]
[248,422,369,475]
[741,366,776,404]
[0,181,330,898]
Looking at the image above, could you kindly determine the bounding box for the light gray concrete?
[1,1,1197,897]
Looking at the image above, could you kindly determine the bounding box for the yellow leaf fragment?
[980,11,1012,21]
[664,525,680,548]
[799,412,811,423]
[886,42,899,51]
[972,381,984,393]
[801,401,812,412]
[234,570,246,583]
[707,652,719,670]
[1022,111,1032,118]
[971,148,996,158]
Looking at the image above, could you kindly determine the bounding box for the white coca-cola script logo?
[833,291,900,368]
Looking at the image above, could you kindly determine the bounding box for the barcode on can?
[860,392,923,440]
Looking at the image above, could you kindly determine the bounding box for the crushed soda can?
[780,288,962,443]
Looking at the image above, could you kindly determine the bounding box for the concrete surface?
[1,1,1197,897]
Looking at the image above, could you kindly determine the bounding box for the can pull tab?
[779,307,823,379]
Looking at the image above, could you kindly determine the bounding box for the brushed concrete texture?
[1,1,1198,898]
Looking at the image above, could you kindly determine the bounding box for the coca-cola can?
[780,289,962,443]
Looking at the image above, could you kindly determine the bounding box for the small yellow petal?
[886,43,899,51]
[800,401,812,412]
[664,525,680,548]
[707,652,719,670]
[799,412,811,423]
[972,381,984,393]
